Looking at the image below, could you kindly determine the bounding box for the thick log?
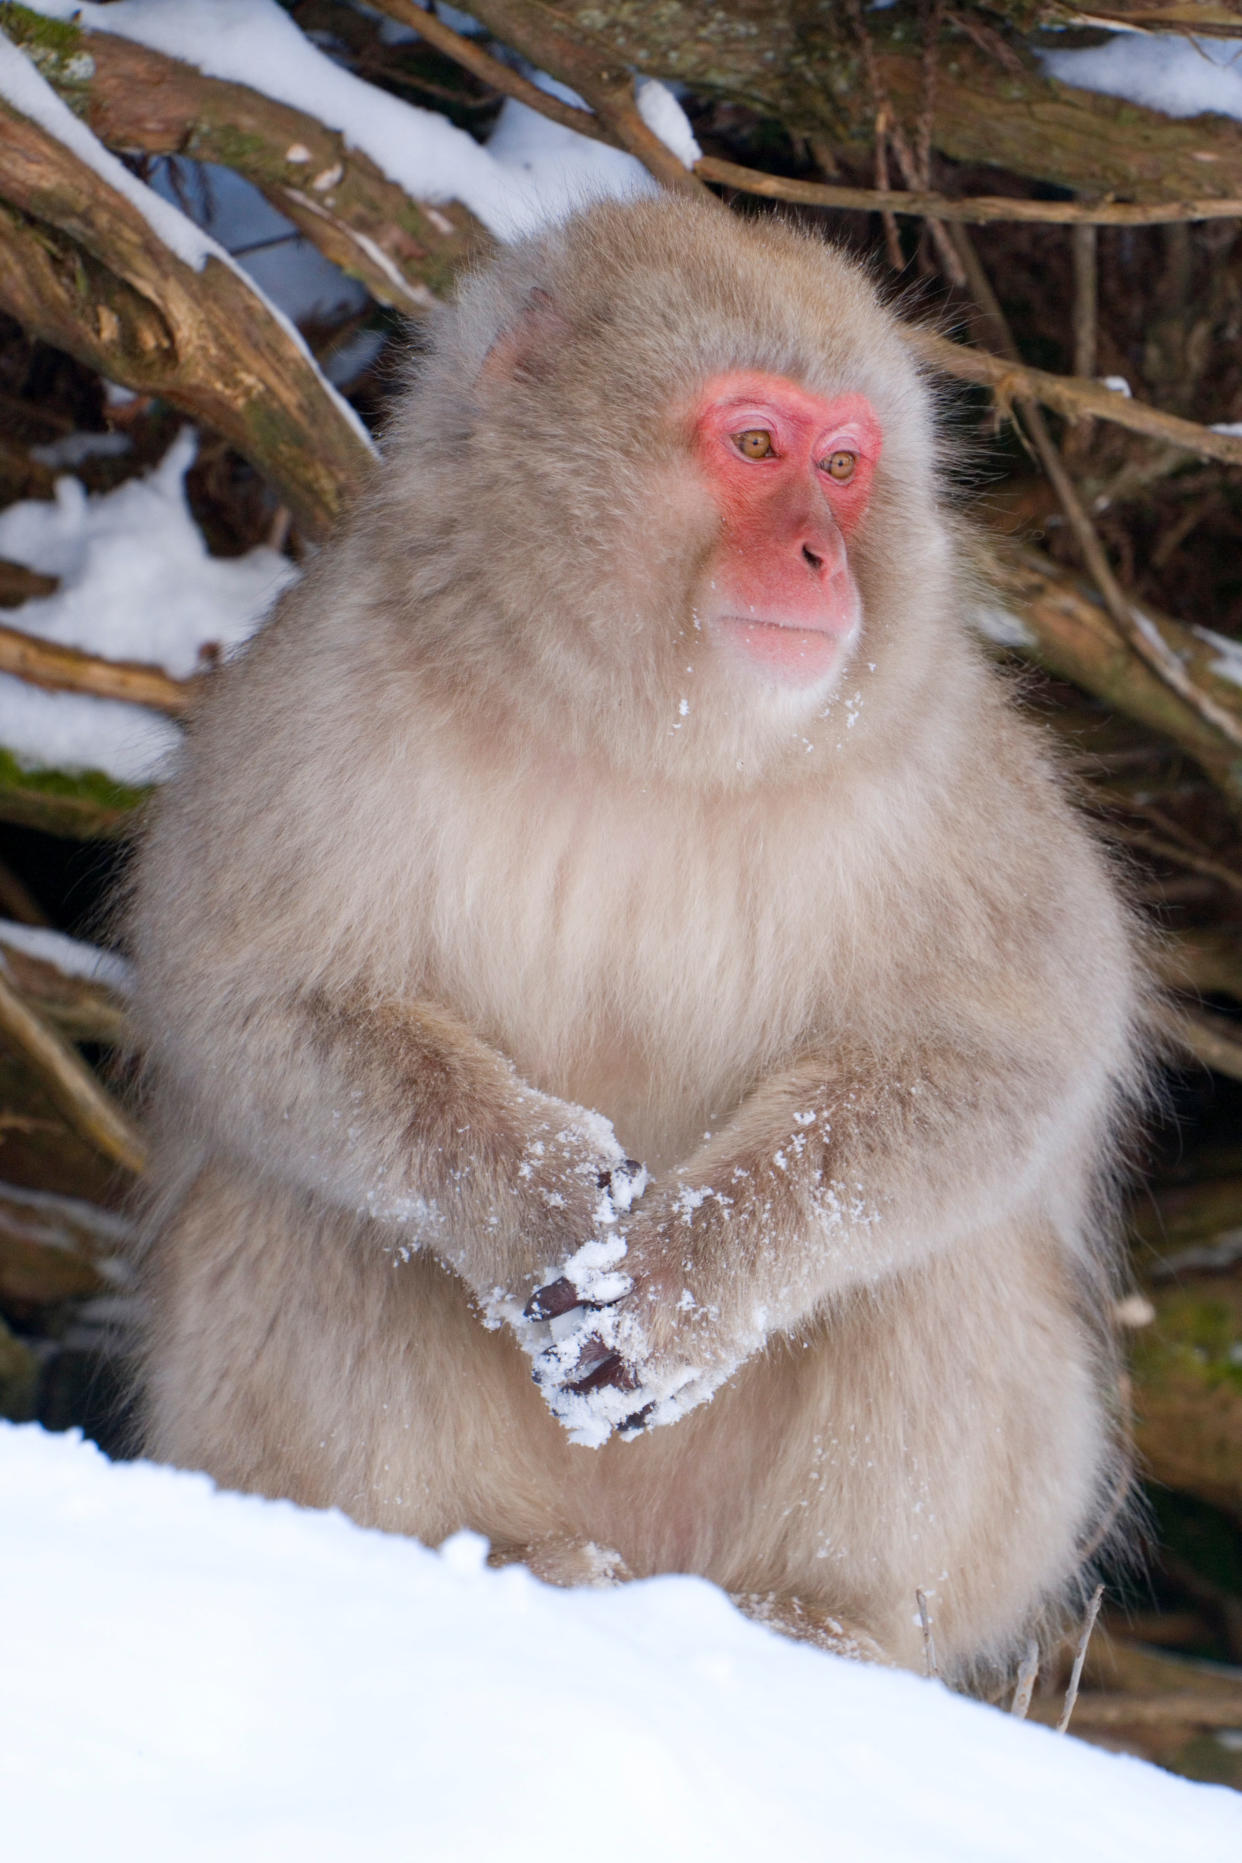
[0,5,483,315]
[0,34,374,538]
[1130,1273,1242,1525]
[985,549,1242,802]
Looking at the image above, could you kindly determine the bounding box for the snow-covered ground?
[2,1422,1238,1862]
[0,430,293,782]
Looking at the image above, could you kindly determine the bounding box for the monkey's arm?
[153,986,643,1311]
[527,1024,1129,1444]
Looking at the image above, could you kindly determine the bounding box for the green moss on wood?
[0,3,93,111]
[0,748,147,840]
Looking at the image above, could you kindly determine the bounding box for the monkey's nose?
[802,545,824,573]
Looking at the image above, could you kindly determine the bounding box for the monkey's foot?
[487,1537,633,1588]
[732,1593,891,1664]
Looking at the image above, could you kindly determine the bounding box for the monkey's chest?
[419,792,830,1167]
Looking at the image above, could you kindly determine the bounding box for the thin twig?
[0,622,196,716]
[1023,405,1242,749]
[1057,1585,1104,1733]
[1010,1639,1040,1719]
[1072,224,1098,384]
[847,0,966,286]
[910,328,1242,467]
[1067,222,1098,461]
[1101,819,1242,898]
[693,158,1242,227]
[1162,1002,1242,1084]
[847,0,904,270]
[0,960,145,1175]
[915,1588,939,1678]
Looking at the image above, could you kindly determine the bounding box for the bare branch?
[1161,1003,1242,1083]
[0,620,195,715]
[909,327,1242,467]
[697,157,1242,227]
[0,958,144,1174]
[987,548,1242,803]
[1010,1640,1040,1718]
[1057,1584,1104,1733]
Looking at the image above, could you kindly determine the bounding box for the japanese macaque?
[129,196,1148,1683]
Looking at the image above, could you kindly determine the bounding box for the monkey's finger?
[524,1276,580,1321]
[567,1344,639,1396]
[597,1158,643,1191]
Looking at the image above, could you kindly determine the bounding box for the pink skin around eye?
[690,372,883,686]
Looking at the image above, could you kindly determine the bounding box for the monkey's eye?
[733,429,775,460]
[821,450,858,482]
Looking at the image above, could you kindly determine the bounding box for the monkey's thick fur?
[130,198,1149,1682]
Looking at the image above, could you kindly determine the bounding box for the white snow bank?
[22,0,699,240]
[2,1423,1238,1863]
[0,431,294,782]
[1042,33,1242,125]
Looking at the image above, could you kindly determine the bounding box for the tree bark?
[0,52,374,537]
[1,6,485,315]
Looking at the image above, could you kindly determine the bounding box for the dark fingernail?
[525,1276,579,1321]
[569,1349,639,1396]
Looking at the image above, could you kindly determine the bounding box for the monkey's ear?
[479,288,569,387]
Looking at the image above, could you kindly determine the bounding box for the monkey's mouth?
[713,613,850,684]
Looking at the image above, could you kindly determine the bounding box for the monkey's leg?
[732,1594,890,1663]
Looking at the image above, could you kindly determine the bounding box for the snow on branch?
[0,25,374,538]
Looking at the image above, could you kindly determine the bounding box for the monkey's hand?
[525,1187,756,1448]
[476,1149,648,1342]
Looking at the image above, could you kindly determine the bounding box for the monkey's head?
[378,196,962,788]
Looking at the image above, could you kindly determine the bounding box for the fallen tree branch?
[986,549,1242,802]
[0,33,374,538]
[697,156,1242,226]
[0,924,127,1046]
[908,328,1242,467]
[0,621,196,716]
[0,959,143,1174]
[1,6,482,316]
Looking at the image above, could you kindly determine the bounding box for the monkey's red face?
[690,373,882,688]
